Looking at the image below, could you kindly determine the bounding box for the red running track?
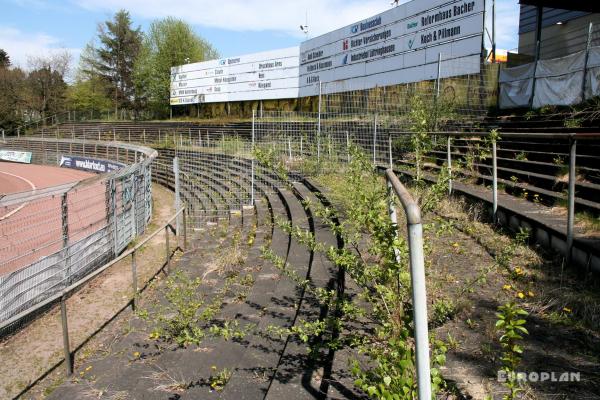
[0,161,105,276]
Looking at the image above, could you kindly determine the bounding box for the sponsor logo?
[219,59,226,65]
[60,156,123,174]
[343,39,349,50]
[351,24,359,34]
[408,37,415,49]
[407,21,418,29]
[342,54,348,65]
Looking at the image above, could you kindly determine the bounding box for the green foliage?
[496,302,528,400]
[134,17,218,116]
[208,366,232,392]
[66,76,112,114]
[257,146,447,398]
[81,10,142,113]
[0,66,25,130]
[431,298,456,327]
[143,271,236,347]
[0,49,10,69]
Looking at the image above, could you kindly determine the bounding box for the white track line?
[0,170,37,221]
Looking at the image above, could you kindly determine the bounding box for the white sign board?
[299,0,484,96]
[168,0,484,105]
[0,150,32,164]
[170,47,300,104]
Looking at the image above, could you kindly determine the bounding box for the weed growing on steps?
[139,271,242,347]
[496,302,529,400]
[255,145,448,398]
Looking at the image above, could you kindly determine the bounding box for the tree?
[66,76,112,115]
[0,67,25,130]
[0,49,10,69]
[134,17,218,117]
[83,10,142,116]
[26,51,71,121]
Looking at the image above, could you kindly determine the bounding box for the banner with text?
[170,47,300,104]
[59,156,124,174]
[169,0,484,104]
[0,150,32,164]
[299,0,484,96]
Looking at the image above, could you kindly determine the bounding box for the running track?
[0,161,102,276]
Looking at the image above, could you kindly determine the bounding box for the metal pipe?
[447,136,452,195]
[492,139,498,223]
[567,138,577,264]
[183,208,188,250]
[373,114,378,165]
[131,251,138,311]
[581,22,594,100]
[385,169,431,400]
[165,225,170,273]
[346,131,350,163]
[173,157,181,240]
[318,82,322,162]
[388,134,393,168]
[60,294,72,375]
[251,110,256,206]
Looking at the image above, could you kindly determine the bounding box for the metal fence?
[0,138,157,333]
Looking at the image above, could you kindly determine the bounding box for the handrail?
[384,168,431,400]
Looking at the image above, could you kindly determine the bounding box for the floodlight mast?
[300,10,309,38]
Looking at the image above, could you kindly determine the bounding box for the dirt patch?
[0,184,175,400]
[423,196,600,399]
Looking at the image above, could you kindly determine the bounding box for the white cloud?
[73,0,391,38]
[0,27,81,79]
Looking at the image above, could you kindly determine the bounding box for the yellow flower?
[514,267,524,275]
[133,352,140,358]
[502,284,512,291]
[563,307,572,313]
[517,292,525,299]
[528,291,534,297]
[452,242,460,247]
[211,365,217,371]
[85,366,92,372]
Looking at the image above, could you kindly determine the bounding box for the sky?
[0,0,521,75]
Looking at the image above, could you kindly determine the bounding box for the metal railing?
[384,168,431,400]
[0,206,186,381]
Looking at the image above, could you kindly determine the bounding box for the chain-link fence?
[0,138,157,334]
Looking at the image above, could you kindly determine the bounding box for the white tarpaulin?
[498,63,534,108]
[500,46,600,109]
[585,66,600,100]
[533,71,584,108]
[499,78,533,109]
[535,51,585,77]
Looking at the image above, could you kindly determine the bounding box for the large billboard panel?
[168,0,485,105]
[299,0,484,96]
[170,47,300,105]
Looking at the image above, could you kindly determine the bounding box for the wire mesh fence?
[0,138,157,334]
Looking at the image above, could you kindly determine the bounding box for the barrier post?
[388,134,393,168]
[373,113,378,165]
[317,82,322,163]
[346,131,350,163]
[183,209,188,251]
[492,139,498,223]
[143,129,146,144]
[385,169,431,400]
[1,129,4,141]
[173,157,181,238]
[165,225,170,273]
[567,137,577,264]
[60,294,72,376]
[581,22,593,101]
[447,136,452,195]
[251,110,256,206]
[131,251,138,311]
